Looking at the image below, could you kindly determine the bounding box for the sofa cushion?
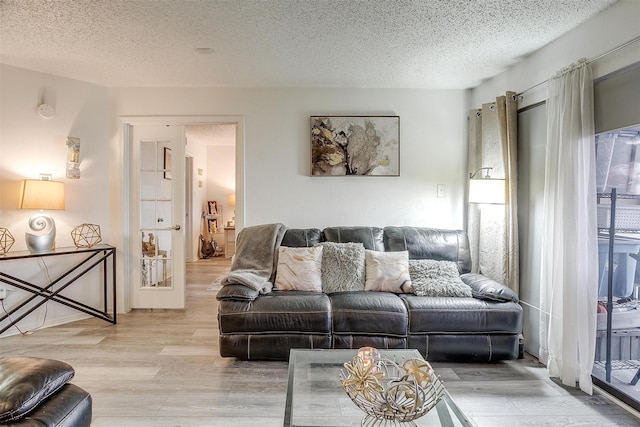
[0,357,75,422]
[383,226,472,274]
[401,294,522,334]
[318,242,366,293]
[274,246,323,292]
[330,292,408,336]
[218,291,332,334]
[323,226,385,251]
[281,228,324,247]
[365,250,411,293]
[409,259,472,297]
[461,273,519,303]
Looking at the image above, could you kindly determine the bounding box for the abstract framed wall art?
[311,116,399,176]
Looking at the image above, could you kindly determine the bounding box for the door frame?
[185,155,195,262]
[120,115,244,312]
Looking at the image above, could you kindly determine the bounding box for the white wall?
[471,0,640,109]
[185,136,208,261]
[0,64,112,336]
[206,144,235,228]
[112,88,469,231]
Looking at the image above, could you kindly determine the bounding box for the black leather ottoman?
[0,357,92,426]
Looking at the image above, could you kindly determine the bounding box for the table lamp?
[19,177,65,252]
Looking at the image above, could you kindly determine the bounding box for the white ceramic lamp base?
[25,213,56,253]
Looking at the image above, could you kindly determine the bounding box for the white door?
[130,124,186,309]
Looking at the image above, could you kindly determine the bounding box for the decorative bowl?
[340,348,445,427]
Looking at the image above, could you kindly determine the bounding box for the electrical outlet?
[0,288,7,300]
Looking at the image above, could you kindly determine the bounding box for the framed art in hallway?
[207,218,219,234]
[207,200,219,215]
[310,115,400,176]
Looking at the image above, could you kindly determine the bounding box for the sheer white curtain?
[539,59,598,394]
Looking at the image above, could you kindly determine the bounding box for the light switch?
[437,184,445,198]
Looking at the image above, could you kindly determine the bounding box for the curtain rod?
[516,35,640,97]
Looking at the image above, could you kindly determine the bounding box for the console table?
[0,244,116,335]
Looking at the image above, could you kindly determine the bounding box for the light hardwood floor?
[1,258,639,426]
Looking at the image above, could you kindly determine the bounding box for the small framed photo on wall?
[207,218,218,234]
[208,200,219,215]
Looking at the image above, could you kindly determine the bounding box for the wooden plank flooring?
[1,257,639,426]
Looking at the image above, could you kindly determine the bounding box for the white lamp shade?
[228,193,236,207]
[19,179,65,210]
[469,178,505,204]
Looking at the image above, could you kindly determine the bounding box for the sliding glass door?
[592,124,640,411]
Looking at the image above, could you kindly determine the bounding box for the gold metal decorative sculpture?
[0,228,15,254]
[340,348,444,427]
[71,224,102,248]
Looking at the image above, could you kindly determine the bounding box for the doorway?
[121,116,244,311]
[186,123,237,262]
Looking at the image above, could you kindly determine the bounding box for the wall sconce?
[66,137,80,179]
[18,176,65,252]
[469,167,505,204]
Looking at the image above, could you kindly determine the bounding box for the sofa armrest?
[0,357,76,423]
[8,384,92,427]
[461,273,518,303]
[216,284,261,301]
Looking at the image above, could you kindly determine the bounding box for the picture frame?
[207,218,218,234]
[163,147,172,180]
[311,116,400,176]
[208,200,219,215]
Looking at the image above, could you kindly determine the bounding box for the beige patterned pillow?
[275,246,323,292]
[364,250,412,293]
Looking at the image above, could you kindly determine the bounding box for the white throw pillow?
[275,246,323,292]
[364,250,411,293]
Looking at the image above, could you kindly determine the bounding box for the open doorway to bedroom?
[185,124,237,262]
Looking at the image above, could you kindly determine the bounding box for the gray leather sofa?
[217,226,522,361]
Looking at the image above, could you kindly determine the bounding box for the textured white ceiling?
[186,124,236,147]
[0,0,617,89]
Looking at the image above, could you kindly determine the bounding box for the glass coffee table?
[284,349,474,427]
